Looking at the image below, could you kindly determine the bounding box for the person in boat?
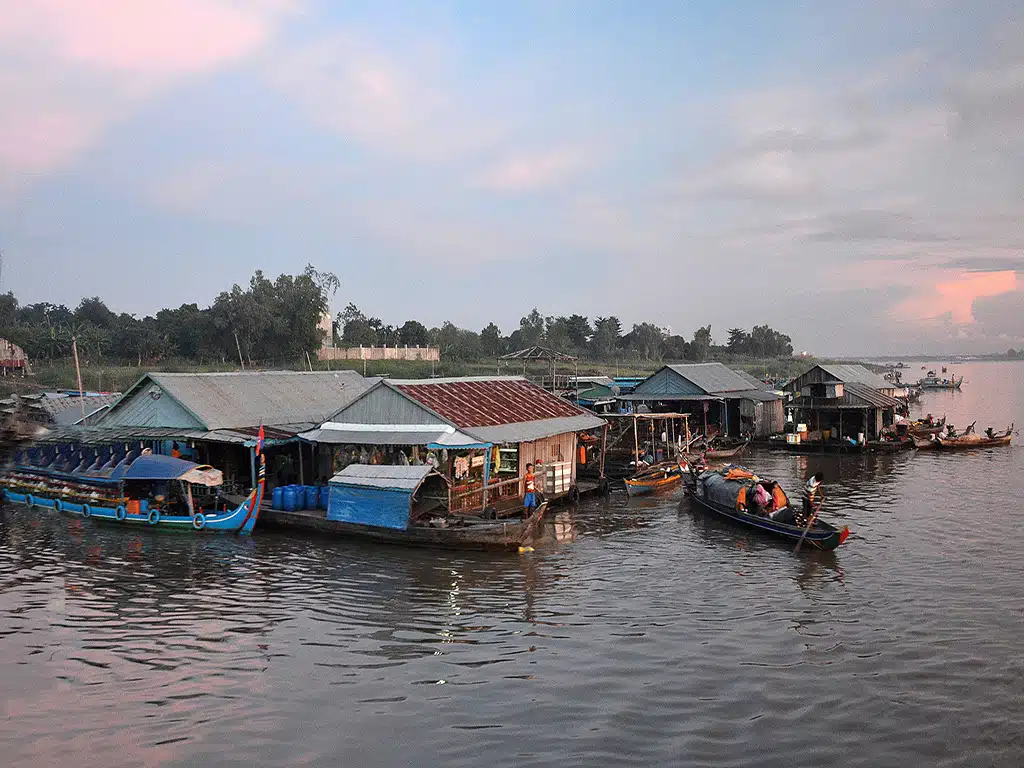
[523,463,537,517]
[800,472,824,526]
[749,482,773,517]
[985,427,995,439]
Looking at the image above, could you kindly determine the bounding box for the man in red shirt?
[523,463,537,515]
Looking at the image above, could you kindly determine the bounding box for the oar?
[795,499,823,553]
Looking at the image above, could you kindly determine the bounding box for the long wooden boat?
[261,464,547,550]
[918,375,963,390]
[911,435,939,450]
[909,416,946,436]
[704,442,748,460]
[262,501,549,550]
[1,444,265,534]
[624,461,685,497]
[684,465,850,551]
[936,425,1013,450]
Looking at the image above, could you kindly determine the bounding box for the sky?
[1,0,1022,357]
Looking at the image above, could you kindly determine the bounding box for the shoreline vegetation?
[1,266,1018,398]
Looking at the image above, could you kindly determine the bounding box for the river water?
[2,361,1022,767]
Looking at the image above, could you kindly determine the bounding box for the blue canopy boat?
[684,464,849,551]
[1,439,265,534]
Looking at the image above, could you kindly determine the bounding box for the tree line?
[338,305,793,363]
[0,266,794,366]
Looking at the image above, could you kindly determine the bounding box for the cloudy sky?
[1,1,1022,356]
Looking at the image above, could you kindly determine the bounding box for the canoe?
[261,502,549,550]
[704,442,748,460]
[684,465,849,551]
[1,445,265,535]
[624,462,685,497]
[911,435,939,450]
[936,433,1013,450]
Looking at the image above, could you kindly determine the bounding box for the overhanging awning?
[301,422,490,449]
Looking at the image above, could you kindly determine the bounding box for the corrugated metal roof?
[730,370,772,391]
[466,414,606,444]
[329,463,434,491]
[108,371,372,430]
[392,377,591,429]
[665,363,758,395]
[30,423,305,447]
[300,423,484,447]
[732,388,782,402]
[816,364,892,391]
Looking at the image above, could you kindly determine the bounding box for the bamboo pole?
[72,337,86,419]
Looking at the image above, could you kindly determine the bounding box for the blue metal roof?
[109,454,209,481]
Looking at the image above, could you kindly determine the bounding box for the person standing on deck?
[801,471,824,526]
[170,442,182,459]
[523,463,537,517]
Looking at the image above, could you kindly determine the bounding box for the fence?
[318,346,440,362]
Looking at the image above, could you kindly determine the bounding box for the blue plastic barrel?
[272,486,284,510]
[304,486,318,510]
[282,486,298,512]
[318,486,328,510]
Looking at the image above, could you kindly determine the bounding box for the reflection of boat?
[624,461,685,496]
[1,448,265,534]
[263,464,549,550]
[936,424,1013,450]
[684,465,849,551]
[918,372,963,390]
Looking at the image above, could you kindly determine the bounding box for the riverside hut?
[785,364,902,441]
[621,363,784,438]
[43,371,372,493]
[301,376,607,514]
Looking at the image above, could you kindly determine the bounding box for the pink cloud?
[474,149,589,192]
[0,1,293,187]
[0,0,289,74]
[893,270,1018,323]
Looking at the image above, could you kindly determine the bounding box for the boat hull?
[935,435,1012,450]
[625,473,682,496]
[260,502,548,550]
[1,482,263,535]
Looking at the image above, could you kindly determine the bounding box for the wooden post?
[839,410,843,441]
[72,337,86,420]
[234,332,245,369]
[298,442,304,485]
[685,416,691,454]
[633,414,639,466]
[249,446,257,487]
[482,447,490,513]
[599,424,608,480]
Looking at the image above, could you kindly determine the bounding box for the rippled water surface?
[3,361,1023,767]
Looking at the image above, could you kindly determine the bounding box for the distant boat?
[936,424,1014,450]
[918,373,963,390]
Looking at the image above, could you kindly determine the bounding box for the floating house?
[571,376,618,413]
[620,363,784,437]
[38,371,373,493]
[784,364,902,440]
[301,376,606,515]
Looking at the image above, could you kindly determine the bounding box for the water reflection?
[1,360,1022,768]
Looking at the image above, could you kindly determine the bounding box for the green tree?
[480,322,504,356]
[518,308,545,347]
[591,316,622,359]
[691,325,713,362]
[398,320,429,346]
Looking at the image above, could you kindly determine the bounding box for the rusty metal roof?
[392,376,587,428]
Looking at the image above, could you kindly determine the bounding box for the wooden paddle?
[794,499,823,553]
